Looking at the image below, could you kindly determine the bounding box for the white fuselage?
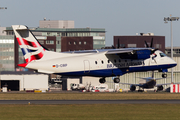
[25,50,176,77]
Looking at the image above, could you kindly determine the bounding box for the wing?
[137,77,167,81]
[156,82,180,87]
[105,48,153,60]
[119,83,142,87]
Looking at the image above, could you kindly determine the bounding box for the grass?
[0,93,180,119]
[0,104,180,120]
[0,92,180,100]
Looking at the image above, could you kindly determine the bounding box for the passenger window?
[101,61,104,64]
[108,60,110,63]
[95,61,97,64]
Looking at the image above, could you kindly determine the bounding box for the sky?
[1,0,180,47]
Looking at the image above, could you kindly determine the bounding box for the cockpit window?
[160,53,167,57]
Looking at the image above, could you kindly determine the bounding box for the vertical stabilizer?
[12,25,45,63]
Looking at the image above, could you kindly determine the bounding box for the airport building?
[0,71,48,91]
[114,33,165,52]
[165,47,180,55]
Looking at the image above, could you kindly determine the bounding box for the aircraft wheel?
[99,78,106,83]
[114,78,120,83]
[138,90,144,92]
[162,73,167,78]
[130,85,136,91]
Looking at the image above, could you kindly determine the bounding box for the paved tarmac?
[0,100,180,104]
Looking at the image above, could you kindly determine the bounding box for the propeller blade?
[150,38,153,48]
[112,45,115,49]
[151,49,158,54]
[117,39,120,48]
[145,41,149,48]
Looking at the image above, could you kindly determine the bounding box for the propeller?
[112,38,120,49]
[145,38,153,48]
[117,39,120,48]
[150,38,153,48]
[112,45,116,49]
[144,37,158,55]
[145,41,149,48]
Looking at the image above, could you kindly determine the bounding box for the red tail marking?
[16,37,41,47]
[25,49,45,63]
[18,63,28,67]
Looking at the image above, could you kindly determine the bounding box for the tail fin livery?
[12,25,45,64]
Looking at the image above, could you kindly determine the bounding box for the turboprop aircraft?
[121,71,171,92]
[12,25,177,83]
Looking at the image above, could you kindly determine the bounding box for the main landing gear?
[113,78,120,83]
[99,78,106,83]
[99,77,120,83]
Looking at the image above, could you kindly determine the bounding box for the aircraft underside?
[56,63,176,77]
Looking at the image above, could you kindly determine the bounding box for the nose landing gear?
[162,73,167,78]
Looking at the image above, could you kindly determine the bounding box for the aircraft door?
[84,60,90,74]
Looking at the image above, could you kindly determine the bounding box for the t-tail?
[12,25,45,67]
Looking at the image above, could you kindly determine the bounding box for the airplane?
[120,71,171,92]
[12,25,177,84]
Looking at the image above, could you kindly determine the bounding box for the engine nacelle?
[130,85,136,91]
[157,85,163,91]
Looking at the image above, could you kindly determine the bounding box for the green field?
[0,104,180,120]
[1,92,180,120]
[0,92,180,100]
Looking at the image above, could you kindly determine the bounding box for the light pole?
[164,15,179,83]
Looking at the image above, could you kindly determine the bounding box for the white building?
[39,20,74,28]
[0,71,48,91]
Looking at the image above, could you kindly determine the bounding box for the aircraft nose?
[170,58,177,67]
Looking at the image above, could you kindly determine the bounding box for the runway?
[0,100,180,104]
